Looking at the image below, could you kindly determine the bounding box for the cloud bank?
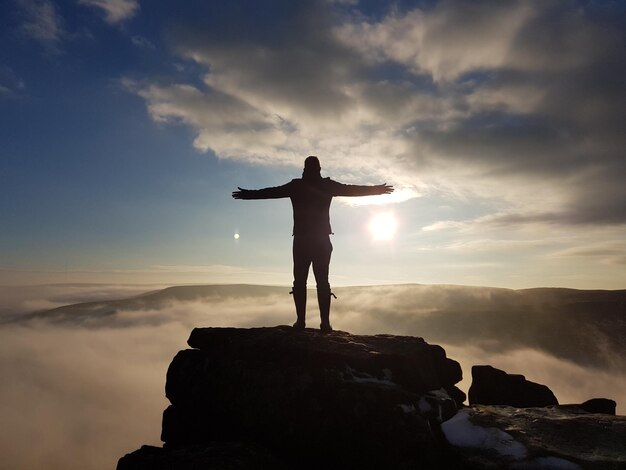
[16,0,65,51]
[78,0,139,24]
[1,283,624,469]
[130,0,626,229]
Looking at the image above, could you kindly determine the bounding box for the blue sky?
[1,0,625,288]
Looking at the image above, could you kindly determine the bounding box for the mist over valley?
[1,283,624,469]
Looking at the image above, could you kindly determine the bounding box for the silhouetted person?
[232,156,393,333]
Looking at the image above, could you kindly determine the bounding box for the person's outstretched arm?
[232,182,292,200]
[331,181,394,197]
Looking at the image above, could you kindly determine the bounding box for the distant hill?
[6,283,625,372]
[6,284,287,325]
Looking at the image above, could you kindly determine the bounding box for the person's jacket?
[240,177,386,236]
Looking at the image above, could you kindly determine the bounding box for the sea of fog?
[0,283,624,470]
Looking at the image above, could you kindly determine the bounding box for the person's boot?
[290,286,306,330]
[317,286,333,333]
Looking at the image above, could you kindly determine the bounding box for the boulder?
[468,365,558,407]
[558,398,618,415]
[117,443,280,470]
[121,326,467,469]
[579,398,616,415]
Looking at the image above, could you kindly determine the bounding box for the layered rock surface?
[118,326,625,469]
[172,326,465,467]
[119,326,466,469]
[444,405,626,469]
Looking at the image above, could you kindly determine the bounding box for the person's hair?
[302,156,321,180]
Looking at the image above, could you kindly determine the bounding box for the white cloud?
[130,34,154,49]
[422,220,467,232]
[1,284,624,469]
[129,0,626,227]
[0,323,174,470]
[549,241,626,266]
[136,82,292,163]
[335,1,534,82]
[336,0,609,82]
[442,239,552,253]
[16,0,64,50]
[0,262,293,287]
[78,0,139,24]
[0,66,26,97]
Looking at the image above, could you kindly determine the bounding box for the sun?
[369,212,397,241]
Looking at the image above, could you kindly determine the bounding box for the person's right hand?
[379,183,394,194]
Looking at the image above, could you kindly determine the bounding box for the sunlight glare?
[369,212,397,241]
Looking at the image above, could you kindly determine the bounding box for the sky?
[1,0,625,289]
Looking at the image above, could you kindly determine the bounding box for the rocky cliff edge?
[117,326,625,469]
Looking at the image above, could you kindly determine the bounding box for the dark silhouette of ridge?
[6,283,625,372]
[4,284,288,325]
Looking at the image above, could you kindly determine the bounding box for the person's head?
[302,156,321,180]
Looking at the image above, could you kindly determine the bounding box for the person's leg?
[292,236,311,329]
[312,236,333,333]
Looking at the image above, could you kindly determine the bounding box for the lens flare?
[369,212,397,241]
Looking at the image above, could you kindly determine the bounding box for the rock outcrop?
[117,442,280,470]
[443,405,626,469]
[119,326,466,469]
[118,326,625,469]
[468,364,558,407]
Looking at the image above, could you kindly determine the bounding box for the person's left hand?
[232,187,249,199]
